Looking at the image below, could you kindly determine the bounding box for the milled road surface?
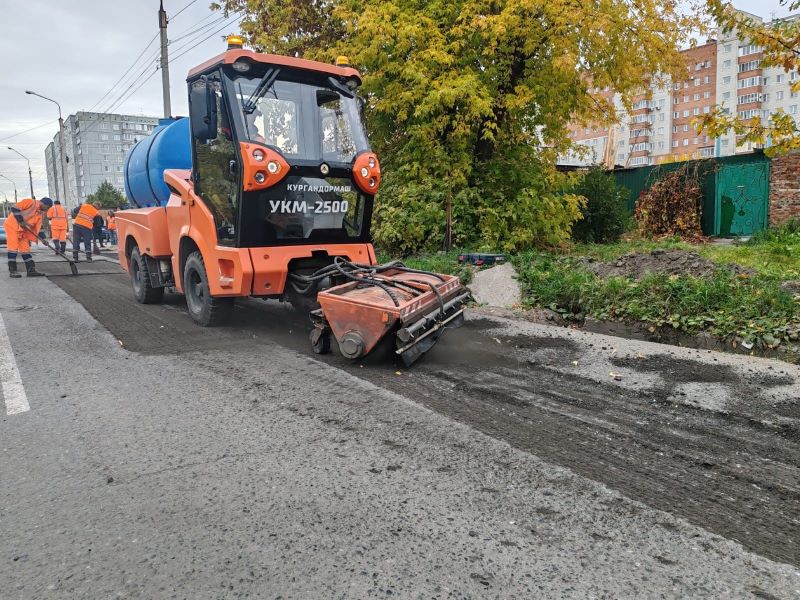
[2,251,799,598]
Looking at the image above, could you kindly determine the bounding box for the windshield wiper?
[242,68,280,114]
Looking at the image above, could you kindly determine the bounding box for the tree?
[87,181,125,209]
[214,0,698,252]
[696,0,800,155]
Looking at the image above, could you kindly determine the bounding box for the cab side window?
[193,74,238,245]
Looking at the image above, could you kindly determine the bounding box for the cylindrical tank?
[124,117,191,208]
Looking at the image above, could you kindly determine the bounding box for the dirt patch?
[580,249,752,280]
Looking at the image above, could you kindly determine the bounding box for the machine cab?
[187,38,381,249]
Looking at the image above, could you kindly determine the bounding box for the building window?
[658,141,665,150]
[673,111,679,119]
[683,139,689,146]
[723,91,730,99]
[683,110,689,117]
[695,78,701,86]
[724,44,732,52]
[694,93,700,101]
[703,106,710,114]
[721,138,729,147]
[100,134,108,141]
[113,124,120,130]
[674,97,679,105]
[704,91,710,99]
[790,105,797,114]
[738,76,761,89]
[683,95,688,102]
[101,122,109,130]
[693,107,700,116]
[723,76,731,84]
[738,44,761,56]
[657,126,664,134]
[673,140,679,148]
[674,82,681,91]
[659,112,665,122]
[777,74,784,83]
[704,76,710,84]
[738,60,760,73]
[693,137,698,145]
[683,124,689,132]
[724,60,731,68]
[777,91,785,100]
[762,93,769,102]
[672,125,678,133]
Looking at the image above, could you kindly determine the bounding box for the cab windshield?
[231,73,370,165]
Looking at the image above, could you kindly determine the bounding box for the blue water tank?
[124,117,191,208]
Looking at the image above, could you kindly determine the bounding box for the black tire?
[130,246,164,304]
[310,328,331,354]
[183,251,233,327]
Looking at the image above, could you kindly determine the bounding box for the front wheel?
[183,251,233,327]
[130,246,164,304]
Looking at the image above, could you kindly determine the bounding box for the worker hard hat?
[39,197,53,208]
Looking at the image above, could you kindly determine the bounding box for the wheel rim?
[186,268,204,314]
[132,257,142,294]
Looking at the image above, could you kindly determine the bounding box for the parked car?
[0,218,6,245]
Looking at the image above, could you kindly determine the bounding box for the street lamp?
[25,90,69,208]
[0,173,19,202]
[7,147,35,199]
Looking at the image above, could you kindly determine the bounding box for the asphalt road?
[1,249,799,599]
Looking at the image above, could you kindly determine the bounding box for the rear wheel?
[183,251,233,326]
[130,246,164,304]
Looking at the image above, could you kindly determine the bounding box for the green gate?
[715,161,770,236]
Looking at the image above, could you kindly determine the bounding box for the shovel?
[21,224,78,276]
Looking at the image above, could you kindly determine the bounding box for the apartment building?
[45,111,159,208]
[563,10,800,168]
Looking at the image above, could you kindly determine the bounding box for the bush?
[373,151,585,255]
[571,167,630,243]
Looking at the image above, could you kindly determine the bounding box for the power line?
[86,32,160,113]
[171,0,200,20]
[171,10,221,39]
[170,14,242,63]
[170,14,228,43]
[0,120,58,143]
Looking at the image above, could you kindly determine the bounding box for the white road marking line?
[0,312,30,415]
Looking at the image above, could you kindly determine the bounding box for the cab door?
[190,71,241,247]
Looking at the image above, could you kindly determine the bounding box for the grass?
[384,221,800,355]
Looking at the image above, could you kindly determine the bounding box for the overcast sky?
[0,0,793,201]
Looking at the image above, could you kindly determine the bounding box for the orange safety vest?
[5,198,43,240]
[74,203,99,230]
[107,215,117,230]
[47,204,68,230]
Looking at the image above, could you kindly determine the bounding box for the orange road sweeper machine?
[117,37,468,365]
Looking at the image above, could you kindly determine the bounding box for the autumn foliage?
[214,0,698,252]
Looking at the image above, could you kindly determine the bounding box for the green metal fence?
[611,152,770,236]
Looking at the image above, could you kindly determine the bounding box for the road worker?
[72,201,100,262]
[107,211,117,246]
[46,199,68,255]
[93,212,106,252]
[4,197,53,278]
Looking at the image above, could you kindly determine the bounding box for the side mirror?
[189,77,218,141]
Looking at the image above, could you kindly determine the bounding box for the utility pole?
[159,1,172,118]
[7,147,35,199]
[26,90,70,209]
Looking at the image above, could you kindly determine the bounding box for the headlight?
[267,161,280,174]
